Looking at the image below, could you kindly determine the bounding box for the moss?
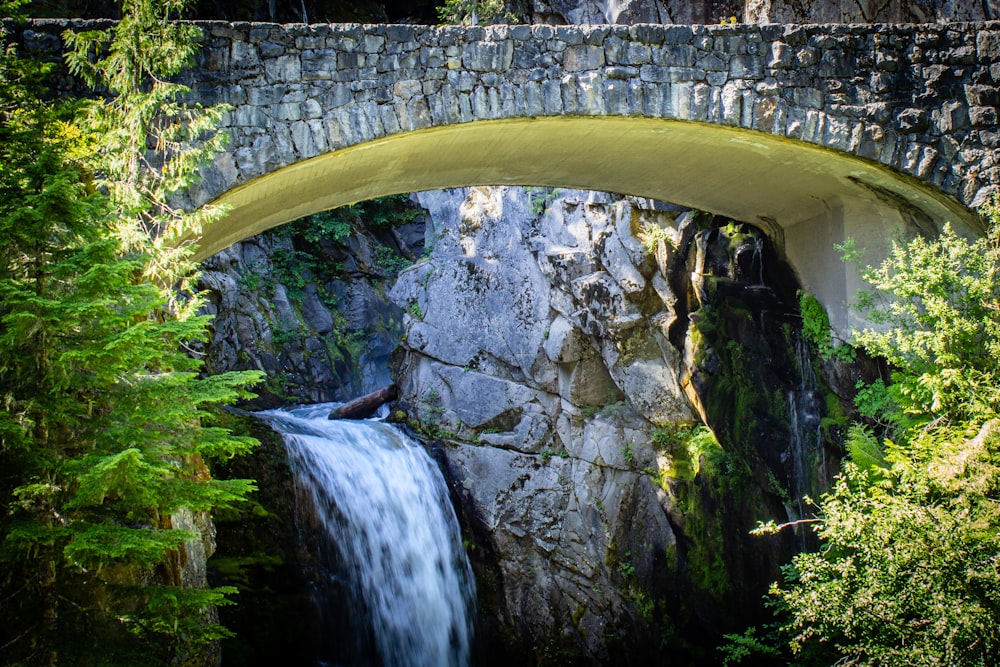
[671,478,731,602]
[571,605,587,631]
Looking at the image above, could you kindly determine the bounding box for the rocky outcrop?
[197,211,422,408]
[529,0,741,24]
[745,0,997,23]
[527,0,995,24]
[389,187,854,662]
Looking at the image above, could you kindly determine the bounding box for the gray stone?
[462,40,514,71]
[563,44,605,71]
[21,20,998,213]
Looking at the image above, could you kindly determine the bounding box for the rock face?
[529,0,741,24]
[197,214,421,408]
[389,187,851,662]
[527,0,995,24]
[745,0,997,23]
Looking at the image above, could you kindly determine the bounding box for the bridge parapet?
[151,20,1000,210]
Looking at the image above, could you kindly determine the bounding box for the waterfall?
[259,404,475,667]
[784,337,826,543]
[602,0,627,23]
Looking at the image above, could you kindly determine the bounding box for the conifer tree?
[0,0,263,663]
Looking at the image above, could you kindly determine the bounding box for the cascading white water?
[259,404,475,667]
[602,0,628,23]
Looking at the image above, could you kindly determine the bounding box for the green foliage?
[729,204,1000,666]
[437,0,516,25]
[798,290,855,362]
[720,627,781,666]
[376,244,411,277]
[0,0,262,663]
[853,219,1000,423]
[651,423,722,481]
[843,423,888,474]
[285,194,420,246]
[769,428,1000,667]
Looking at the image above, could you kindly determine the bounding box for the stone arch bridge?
[25,19,1000,329]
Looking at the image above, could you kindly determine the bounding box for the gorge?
[2,0,997,664]
[203,185,874,664]
[185,4,998,665]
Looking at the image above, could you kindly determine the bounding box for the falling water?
[259,404,475,667]
[602,0,628,23]
[785,337,826,544]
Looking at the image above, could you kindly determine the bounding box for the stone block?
[706,71,727,86]
[641,82,662,117]
[937,101,969,133]
[795,45,819,67]
[653,44,697,68]
[509,25,531,41]
[639,65,703,83]
[720,82,742,125]
[822,116,853,152]
[234,105,269,127]
[563,44,605,71]
[874,49,904,72]
[462,40,514,72]
[729,54,764,79]
[582,26,610,46]
[966,84,1000,107]
[978,31,1000,60]
[870,70,898,94]
[755,80,780,97]
[289,120,314,156]
[790,86,824,109]
[393,79,422,100]
[697,52,729,72]
[577,72,606,115]
[714,33,747,56]
[944,45,976,65]
[604,36,627,65]
[605,79,630,115]
[542,80,563,114]
[970,106,998,127]
[231,40,260,69]
[667,82,693,119]
[897,108,929,133]
[259,41,285,58]
[753,96,779,132]
[606,66,638,80]
[264,54,300,83]
[697,83,714,121]
[767,42,794,69]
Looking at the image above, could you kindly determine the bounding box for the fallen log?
[328,385,398,420]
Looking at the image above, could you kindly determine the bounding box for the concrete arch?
[197,115,981,333]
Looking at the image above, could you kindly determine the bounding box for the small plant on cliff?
[798,290,855,362]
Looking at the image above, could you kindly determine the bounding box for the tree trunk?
[328,385,398,420]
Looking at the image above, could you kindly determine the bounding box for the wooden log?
[328,385,398,420]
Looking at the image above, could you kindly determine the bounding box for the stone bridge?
[24,19,1000,329]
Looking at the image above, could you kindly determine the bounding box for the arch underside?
[199,116,981,333]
